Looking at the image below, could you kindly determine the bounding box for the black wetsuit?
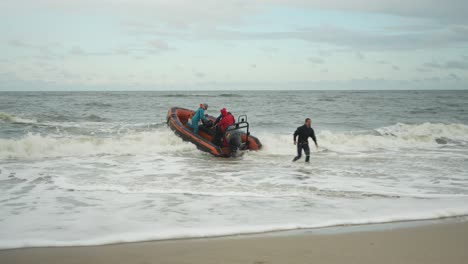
[214,114,223,126]
[293,125,317,162]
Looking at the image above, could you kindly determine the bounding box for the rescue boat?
[166,107,262,157]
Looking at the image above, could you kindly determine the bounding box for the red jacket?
[218,112,235,132]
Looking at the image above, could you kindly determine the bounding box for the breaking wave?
[259,122,468,155]
[1,122,467,159]
[0,112,37,125]
[0,130,197,159]
[83,114,107,122]
[0,111,112,129]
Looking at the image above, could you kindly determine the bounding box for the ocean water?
[0,90,467,249]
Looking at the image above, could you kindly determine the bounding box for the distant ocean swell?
[159,93,242,98]
[0,111,108,124]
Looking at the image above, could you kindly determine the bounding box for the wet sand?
[1,219,467,264]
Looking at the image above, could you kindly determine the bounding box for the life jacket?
[218,113,235,132]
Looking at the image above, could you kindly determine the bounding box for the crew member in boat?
[188,103,209,134]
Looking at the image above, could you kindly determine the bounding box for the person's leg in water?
[304,143,311,162]
[293,143,303,161]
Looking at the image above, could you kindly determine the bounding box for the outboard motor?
[225,126,243,157]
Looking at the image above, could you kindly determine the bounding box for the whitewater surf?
[0,90,467,249]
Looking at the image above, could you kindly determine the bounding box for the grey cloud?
[116,48,130,55]
[318,50,333,57]
[6,39,61,52]
[448,73,460,80]
[260,47,278,53]
[20,0,468,24]
[383,24,444,32]
[297,25,468,50]
[194,71,205,78]
[132,22,468,51]
[70,46,85,55]
[445,60,468,70]
[308,57,324,64]
[148,40,168,50]
[7,39,28,47]
[4,39,66,61]
[23,0,260,29]
[423,59,468,70]
[270,0,468,23]
[22,1,465,52]
[148,40,171,50]
[423,62,439,68]
[356,52,365,60]
[208,25,468,50]
[417,67,431,73]
[117,1,468,51]
[68,46,112,56]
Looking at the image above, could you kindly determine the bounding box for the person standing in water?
[293,118,318,162]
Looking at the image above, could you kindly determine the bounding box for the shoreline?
[1,217,467,264]
[1,216,467,250]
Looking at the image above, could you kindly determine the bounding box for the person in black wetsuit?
[293,118,318,162]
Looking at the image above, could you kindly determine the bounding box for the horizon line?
[1,88,467,92]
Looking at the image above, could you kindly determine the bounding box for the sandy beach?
[1,219,467,264]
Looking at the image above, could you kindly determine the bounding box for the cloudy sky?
[1,0,467,90]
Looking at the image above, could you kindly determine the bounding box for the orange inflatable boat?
[167,107,262,157]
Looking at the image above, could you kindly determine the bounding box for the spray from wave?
[0,130,197,159]
[0,112,37,125]
[1,123,467,159]
[258,122,468,155]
